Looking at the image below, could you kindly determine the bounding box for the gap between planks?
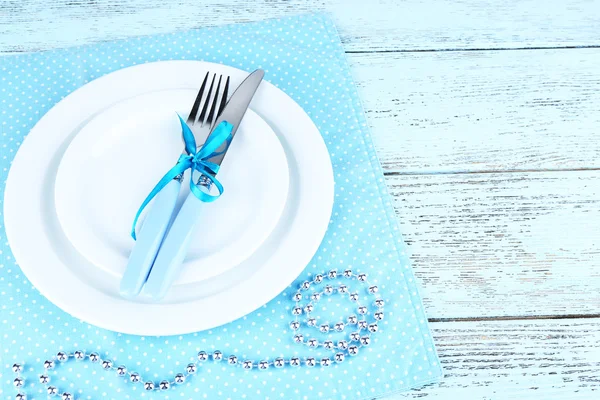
[383,167,600,177]
[429,314,600,323]
[347,44,600,54]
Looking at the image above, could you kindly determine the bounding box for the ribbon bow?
[131,115,233,239]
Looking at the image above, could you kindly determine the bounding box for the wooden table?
[2,1,599,398]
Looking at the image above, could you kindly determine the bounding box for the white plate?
[4,61,334,335]
[55,89,289,284]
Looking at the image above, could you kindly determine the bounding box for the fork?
[120,72,230,299]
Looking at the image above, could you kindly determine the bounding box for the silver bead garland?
[10,269,383,399]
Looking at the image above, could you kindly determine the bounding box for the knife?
[141,69,265,301]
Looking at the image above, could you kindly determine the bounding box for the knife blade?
[206,68,265,167]
[141,69,265,301]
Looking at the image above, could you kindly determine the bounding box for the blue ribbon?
[131,115,233,240]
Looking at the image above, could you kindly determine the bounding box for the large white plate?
[4,61,334,335]
[54,89,290,284]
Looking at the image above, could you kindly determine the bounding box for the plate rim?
[3,60,334,335]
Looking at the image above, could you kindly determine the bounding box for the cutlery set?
[121,69,265,301]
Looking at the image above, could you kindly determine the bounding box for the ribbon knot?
[130,115,233,240]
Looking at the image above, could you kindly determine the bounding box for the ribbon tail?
[131,160,190,240]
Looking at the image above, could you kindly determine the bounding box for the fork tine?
[207,75,223,128]
[199,74,216,127]
[218,76,230,116]
[187,72,209,124]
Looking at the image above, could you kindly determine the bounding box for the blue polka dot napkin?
[0,14,442,400]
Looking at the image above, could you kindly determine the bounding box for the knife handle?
[119,179,181,299]
[141,187,206,301]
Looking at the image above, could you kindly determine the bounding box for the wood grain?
[349,48,600,173]
[1,0,599,53]
[392,318,600,399]
[387,170,600,319]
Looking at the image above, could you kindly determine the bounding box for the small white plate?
[55,89,289,284]
[4,61,334,335]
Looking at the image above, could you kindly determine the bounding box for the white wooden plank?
[349,48,600,173]
[386,170,600,318]
[390,318,600,399]
[0,0,599,53]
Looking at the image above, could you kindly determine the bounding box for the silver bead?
[242,360,253,369]
[334,353,345,363]
[343,269,353,278]
[144,381,155,391]
[307,318,317,327]
[368,323,379,333]
[338,284,348,294]
[89,352,100,363]
[293,292,302,302]
[289,357,301,367]
[358,320,368,330]
[324,285,333,295]
[258,360,269,370]
[228,355,238,365]
[15,394,26,400]
[360,336,371,346]
[334,322,345,332]
[175,373,185,384]
[357,273,367,282]
[129,372,141,382]
[293,333,304,343]
[61,393,73,400]
[304,304,314,313]
[375,311,384,320]
[39,374,50,384]
[102,359,113,370]
[349,292,359,301]
[357,306,368,315]
[12,363,23,373]
[348,345,359,356]
[320,357,332,367]
[328,269,337,279]
[44,360,55,369]
[116,365,127,376]
[13,377,24,387]
[314,274,324,283]
[375,299,385,307]
[186,363,197,374]
[56,351,68,362]
[300,281,311,290]
[159,380,170,390]
[311,292,321,301]
[274,358,285,368]
[74,350,85,360]
[290,321,300,330]
[323,340,334,350]
[47,386,58,396]
[347,315,358,324]
[350,331,360,341]
[320,324,330,333]
[368,285,379,294]
[308,338,319,348]
[305,357,316,367]
[212,350,223,361]
[337,340,349,350]
[197,351,208,361]
[292,306,303,316]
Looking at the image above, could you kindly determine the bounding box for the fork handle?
[141,187,207,301]
[120,179,181,298]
